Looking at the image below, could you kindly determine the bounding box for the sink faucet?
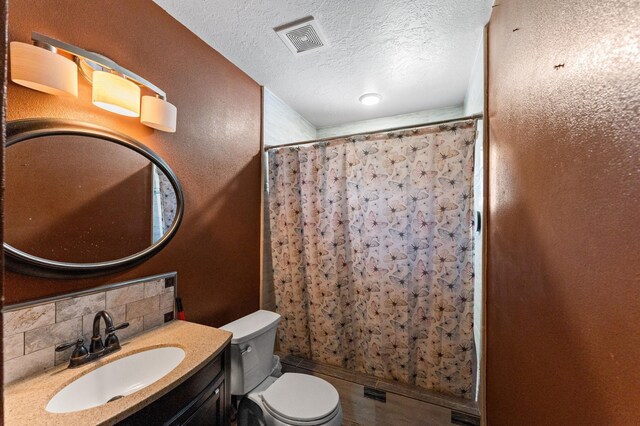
[90,310,129,353]
[55,310,129,368]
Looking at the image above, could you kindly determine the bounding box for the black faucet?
[55,310,129,368]
[90,310,129,353]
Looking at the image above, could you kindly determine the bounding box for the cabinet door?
[183,380,224,425]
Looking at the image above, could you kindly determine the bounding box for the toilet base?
[237,398,267,426]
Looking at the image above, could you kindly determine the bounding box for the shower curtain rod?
[263,113,483,151]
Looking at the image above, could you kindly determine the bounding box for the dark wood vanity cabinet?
[118,344,231,426]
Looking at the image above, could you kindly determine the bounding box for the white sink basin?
[46,346,185,413]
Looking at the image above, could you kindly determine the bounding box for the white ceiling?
[154,0,492,128]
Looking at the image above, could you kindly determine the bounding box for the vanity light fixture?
[359,93,382,106]
[9,32,177,132]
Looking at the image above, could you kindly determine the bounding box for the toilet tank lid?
[220,310,281,344]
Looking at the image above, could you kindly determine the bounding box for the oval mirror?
[5,119,184,277]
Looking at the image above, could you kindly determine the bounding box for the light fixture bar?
[31,32,166,100]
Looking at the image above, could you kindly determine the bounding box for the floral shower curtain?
[151,165,178,242]
[267,120,477,398]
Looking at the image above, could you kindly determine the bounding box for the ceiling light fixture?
[359,93,382,106]
[10,32,177,133]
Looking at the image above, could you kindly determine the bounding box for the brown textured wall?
[487,0,640,424]
[5,0,262,327]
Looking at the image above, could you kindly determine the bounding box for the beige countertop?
[4,321,232,425]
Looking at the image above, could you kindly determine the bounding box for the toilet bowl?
[221,311,342,426]
[245,374,342,426]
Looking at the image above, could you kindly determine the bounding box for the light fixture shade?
[141,96,177,133]
[359,93,382,106]
[92,71,140,117]
[10,41,78,97]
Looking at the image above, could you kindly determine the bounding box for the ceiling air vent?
[274,16,328,55]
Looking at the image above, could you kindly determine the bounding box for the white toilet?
[221,310,343,426]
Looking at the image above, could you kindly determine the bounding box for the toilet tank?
[220,310,281,395]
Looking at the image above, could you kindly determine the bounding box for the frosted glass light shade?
[141,96,177,132]
[359,93,382,106]
[10,41,78,97]
[92,71,140,117]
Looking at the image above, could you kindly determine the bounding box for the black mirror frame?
[4,118,185,278]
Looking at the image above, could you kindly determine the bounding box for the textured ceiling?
[154,0,492,128]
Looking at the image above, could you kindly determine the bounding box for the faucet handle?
[106,322,129,334]
[55,339,89,367]
[55,338,85,352]
[104,322,129,349]
[56,339,84,352]
[56,339,89,368]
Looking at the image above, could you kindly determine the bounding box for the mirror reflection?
[5,135,177,264]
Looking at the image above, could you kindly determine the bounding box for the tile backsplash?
[3,273,177,384]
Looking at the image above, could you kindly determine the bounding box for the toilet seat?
[261,373,340,425]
